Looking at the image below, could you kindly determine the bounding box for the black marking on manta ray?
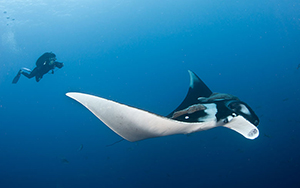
[172,108,208,122]
[171,100,251,124]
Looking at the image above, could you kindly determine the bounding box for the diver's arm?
[55,61,64,68]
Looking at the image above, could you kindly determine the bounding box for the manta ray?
[66,70,259,142]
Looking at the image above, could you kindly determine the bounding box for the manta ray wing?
[66,92,217,142]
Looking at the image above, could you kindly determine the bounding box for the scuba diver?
[12,52,64,83]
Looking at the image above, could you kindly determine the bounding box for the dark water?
[1,1,300,188]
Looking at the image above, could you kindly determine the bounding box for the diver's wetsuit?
[21,61,63,82]
[12,52,64,83]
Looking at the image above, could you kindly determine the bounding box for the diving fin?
[12,70,22,84]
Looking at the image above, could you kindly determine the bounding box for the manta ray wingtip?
[66,92,78,97]
[66,92,85,101]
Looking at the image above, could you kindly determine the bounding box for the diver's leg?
[21,71,34,78]
[21,67,38,79]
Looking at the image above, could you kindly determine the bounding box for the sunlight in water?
[1,30,19,52]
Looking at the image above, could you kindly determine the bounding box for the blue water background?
[1,1,300,187]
